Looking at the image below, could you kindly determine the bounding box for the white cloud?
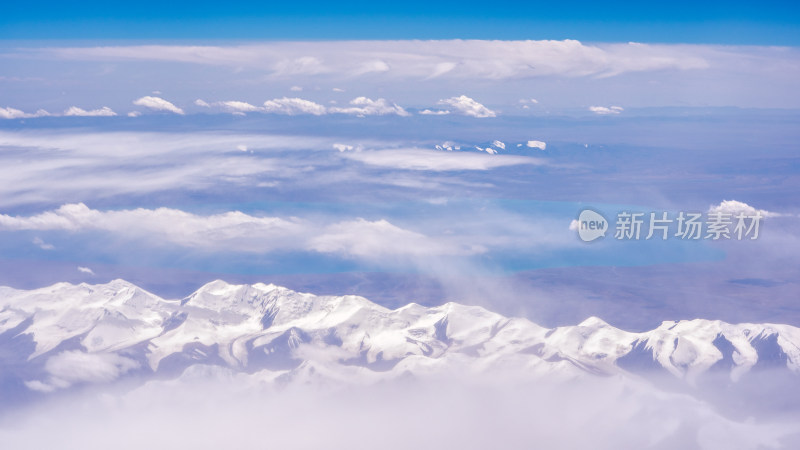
[0,203,471,260]
[63,106,117,117]
[428,62,457,78]
[419,109,450,115]
[435,142,458,151]
[0,107,50,119]
[492,140,505,150]
[309,218,481,259]
[438,96,496,118]
[708,200,779,218]
[263,97,327,115]
[77,266,95,275]
[132,96,185,115]
[42,350,138,389]
[589,106,624,115]
[217,100,261,113]
[0,203,304,252]
[289,86,303,92]
[45,40,711,80]
[526,140,547,150]
[332,143,355,152]
[32,237,54,250]
[569,219,580,231]
[340,148,544,171]
[353,60,390,75]
[330,97,409,117]
[194,99,211,107]
[332,87,345,92]
[0,130,324,207]
[273,56,328,76]
[127,111,142,117]
[1,107,32,119]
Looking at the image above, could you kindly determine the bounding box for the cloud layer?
[0,203,477,259]
[45,40,711,80]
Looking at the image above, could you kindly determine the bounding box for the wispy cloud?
[43,40,711,80]
[311,218,482,259]
[0,130,323,206]
[32,237,54,250]
[77,266,95,275]
[340,148,543,171]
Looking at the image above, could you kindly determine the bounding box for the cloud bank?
[0,203,475,259]
[45,40,711,80]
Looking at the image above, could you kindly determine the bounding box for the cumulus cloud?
[708,200,779,218]
[0,107,50,119]
[194,99,211,107]
[263,97,327,115]
[589,106,624,115]
[132,96,185,115]
[127,111,141,117]
[289,86,303,92]
[340,148,544,171]
[63,106,117,117]
[438,96,496,118]
[330,97,409,117]
[526,140,547,150]
[217,100,261,114]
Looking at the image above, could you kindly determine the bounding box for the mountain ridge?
[1,279,798,396]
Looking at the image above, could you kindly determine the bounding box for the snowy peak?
[1,279,799,395]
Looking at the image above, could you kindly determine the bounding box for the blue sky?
[1,0,799,43]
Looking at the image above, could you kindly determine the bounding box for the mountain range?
[2,279,798,406]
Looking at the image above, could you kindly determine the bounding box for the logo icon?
[576,209,608,242]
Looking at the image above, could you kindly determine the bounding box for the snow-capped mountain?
[1,279,798,398]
